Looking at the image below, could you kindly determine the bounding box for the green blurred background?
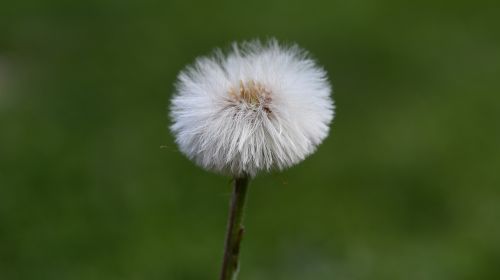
[1,0,499,279]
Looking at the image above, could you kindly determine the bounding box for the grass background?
[1,0,499,279]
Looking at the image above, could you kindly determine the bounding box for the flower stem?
[219,176,250,280]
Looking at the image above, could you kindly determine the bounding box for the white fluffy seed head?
[170,39,335,177]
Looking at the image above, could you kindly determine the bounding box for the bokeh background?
[1,0,499,279]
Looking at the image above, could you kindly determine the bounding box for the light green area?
[1,0,499,279]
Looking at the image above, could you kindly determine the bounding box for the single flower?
[169,39,335,280]
[170,39,334,177]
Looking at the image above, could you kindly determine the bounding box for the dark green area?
[1,0,499,279]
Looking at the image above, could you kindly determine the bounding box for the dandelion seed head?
[170,39,335,177]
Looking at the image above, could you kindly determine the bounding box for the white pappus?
[170,39,335,177]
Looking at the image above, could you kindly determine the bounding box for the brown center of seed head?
[228,80,272,113]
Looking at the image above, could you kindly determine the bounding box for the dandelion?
[169,39,334,280]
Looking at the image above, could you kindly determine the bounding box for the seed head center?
[229,80,271,106]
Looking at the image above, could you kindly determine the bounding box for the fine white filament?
[170,39,334,177]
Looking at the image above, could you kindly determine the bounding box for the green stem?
[219,176,250,280]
